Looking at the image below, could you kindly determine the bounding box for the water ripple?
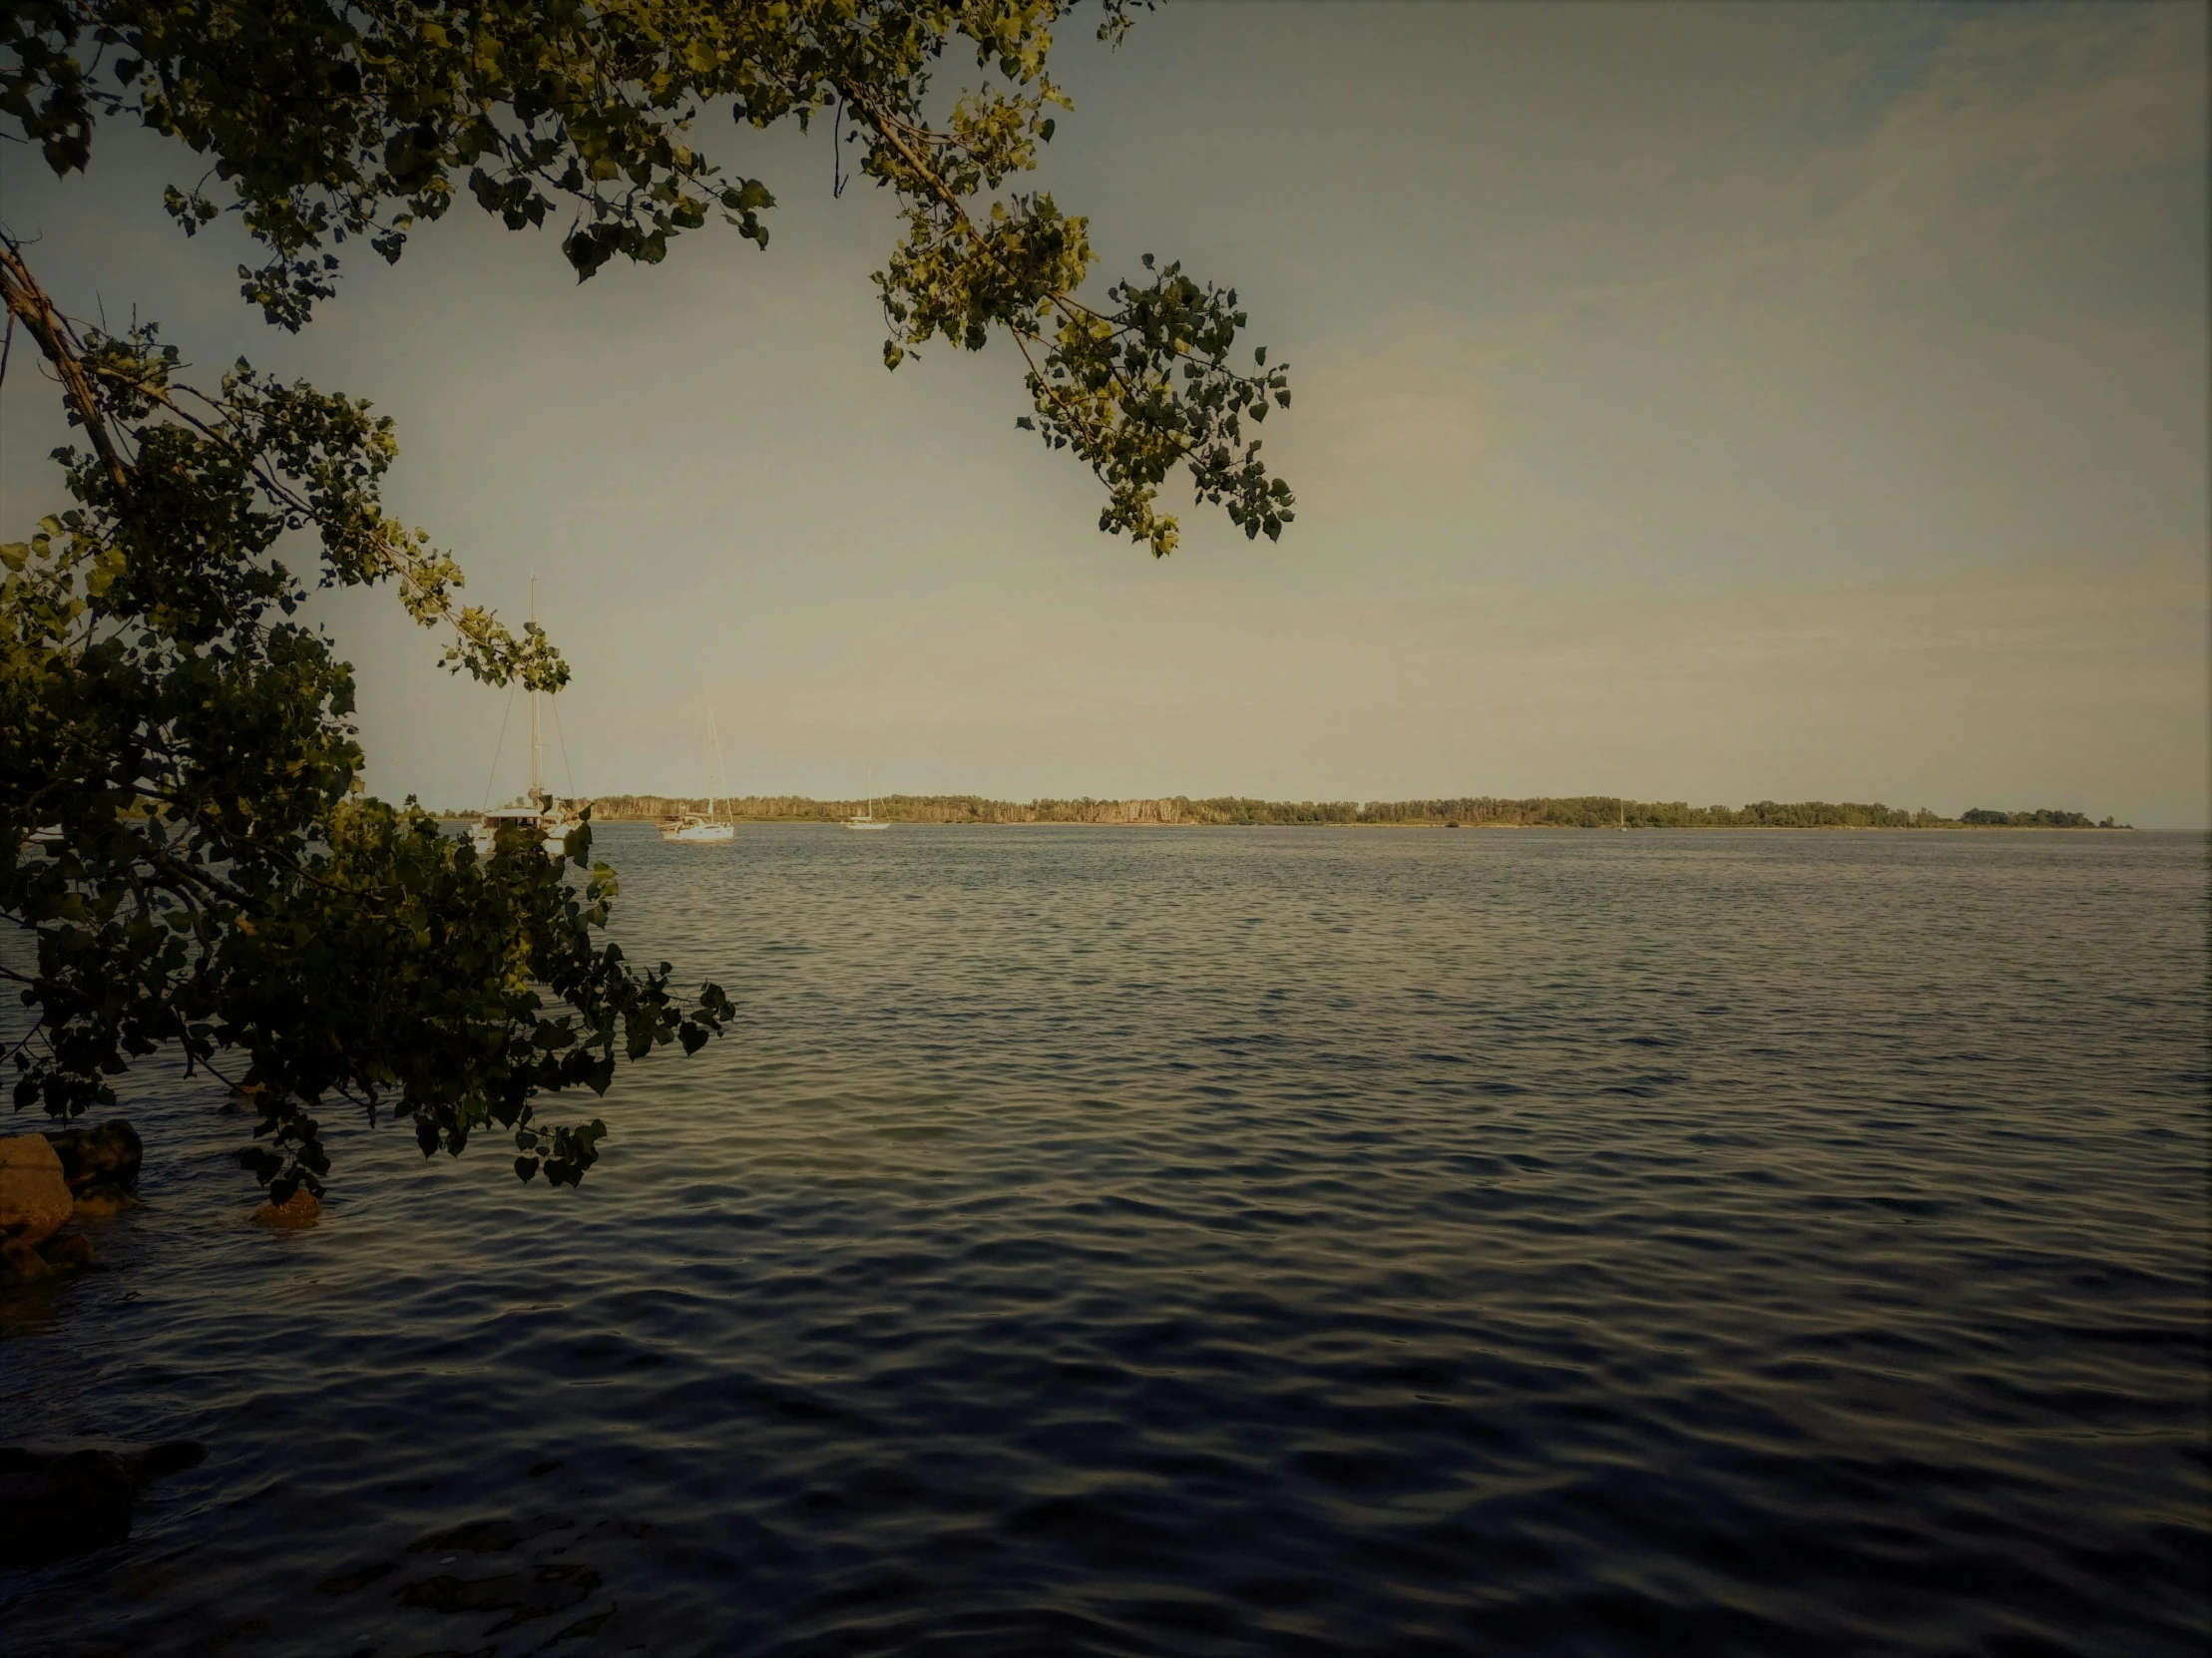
[1,827,2205,1656]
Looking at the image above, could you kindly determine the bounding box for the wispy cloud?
[1501,4,2205,327]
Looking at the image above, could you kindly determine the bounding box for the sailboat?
[470,582,585,860]
[843,771,891,831]
[661,693,737,843]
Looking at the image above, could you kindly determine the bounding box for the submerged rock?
[46,1119,143,1202]
[0,1442,207,1567]
[36,1232,94,1272]
[71,1184,137,1217]
[0,1228,97,1286]
[0,1135,73,1247]
[2,1237,54,1284]
[252,1188,321,1228]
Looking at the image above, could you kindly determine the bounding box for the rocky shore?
[0,1120,145,1285]
[1,1117,206,1566]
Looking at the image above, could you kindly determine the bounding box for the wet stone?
[0,1449,134,1565]
[1,1227,99,1286]
[0,1439,207,1565]
[252,1188,321,1228]
[2,1237,54,1284]
[39,1232,95,1271]
[0,1134,73,1247]
[73,1183,138,1217]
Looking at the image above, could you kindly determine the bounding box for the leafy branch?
[3,1,1291,556]
[2,234,727,1201]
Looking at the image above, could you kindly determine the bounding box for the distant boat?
[663,814,734,843]
[471,581,584,860]
[661,692,736,844]
[844,772,891,831]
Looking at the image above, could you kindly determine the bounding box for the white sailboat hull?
[663,819,735,843]
[471,817,578,859]
[659,694,740,844]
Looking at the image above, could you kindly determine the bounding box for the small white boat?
[844,773,891,831]
[661,692,738,843]
[661,812,735,844]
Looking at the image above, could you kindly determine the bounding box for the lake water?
[2,826,2205,1656]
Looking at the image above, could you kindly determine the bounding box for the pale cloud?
[1510,4,2205,327]
[1753,5,2203,295]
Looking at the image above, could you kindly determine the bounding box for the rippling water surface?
[3,826,2206,1656]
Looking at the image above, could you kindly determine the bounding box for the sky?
[3,2,2206,825]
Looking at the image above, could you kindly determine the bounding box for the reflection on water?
[2,826,2206,1656]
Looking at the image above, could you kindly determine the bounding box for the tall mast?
[527,577,544,803]
[705,693,729,818]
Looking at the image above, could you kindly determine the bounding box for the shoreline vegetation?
[438,797,2128,830]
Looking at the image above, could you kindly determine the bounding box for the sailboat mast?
[526,578,544,803]
[705,694,729,819]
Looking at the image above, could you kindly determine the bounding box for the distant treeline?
[1958,808,2103,827]
[507,794,2123,829]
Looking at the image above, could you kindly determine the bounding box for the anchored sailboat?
[662,693,737,843]
[470,581,584,860]
[843,771,891,831]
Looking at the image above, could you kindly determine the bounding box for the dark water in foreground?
[2,826,2206,1657]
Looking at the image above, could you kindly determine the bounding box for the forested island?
[506,796,2124,829]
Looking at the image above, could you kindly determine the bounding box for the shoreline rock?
[0,1441,208,1567]
[252,1188,321,1228]
[1,1135,74,1248]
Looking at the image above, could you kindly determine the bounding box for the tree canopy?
[1,0,1295,1201]
[3,0,1295,550]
